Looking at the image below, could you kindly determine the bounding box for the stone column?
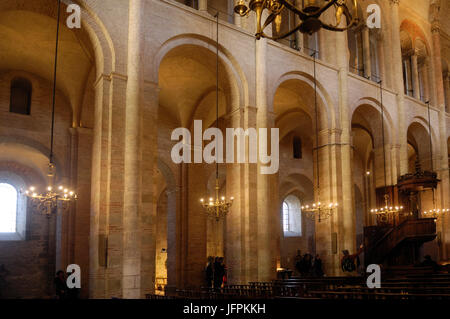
[256,38,276,281]
[426,57,437,106]
[89,71,127,299]
[362,26,372,79]
[336,24,356,271]
[198,0,208,11]
[376,31,386,84]
[225,107,245,284]
[139,81,158,297]
[294,0,304,51]
[411,53,421,99]
[73,127,92,298]
[444,74,450,113]
[123,0,144,299]
[430,17,450,260]
[233,0,241,27]
[389,0,408,176]
[422,61,430,102]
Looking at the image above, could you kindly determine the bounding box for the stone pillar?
[336,24,356,271]
[255,38,276,281]
[198,0,208,11]
[376,31,386,84]
[430,18,450,260]
[422,61,430,102]
[123,0,144,299]
[73,127,92,298]
[233,0,241,26]
[89,69,129,299]
[444,74,450,113]
[411,53,421,99]
[139,81,158,297]
[389,0,408,176]
[225,107,245,284]
[362,26,372,79]
[294,0,304,51]
[426,57,437,106]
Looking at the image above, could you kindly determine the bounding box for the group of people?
[205,256,227,289]
[54,270,79,299]
[294,251,324,277]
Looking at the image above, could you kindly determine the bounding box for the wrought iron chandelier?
[369,80,403,222]
[301,51,338,222]
[199,13,234,221]
[22,0,77,216]
[234,0,360,39]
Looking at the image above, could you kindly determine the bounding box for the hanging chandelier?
[200,179,234,221]
[199,13,234,221]
[24,164,77,216]
[234,0,360,39]
[302,200,339,222]
[22,0,77,216]
[369,80,403,221]
[301,52,338,222]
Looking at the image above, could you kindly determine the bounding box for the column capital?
[389,0,400,6]
[431,22,441,34]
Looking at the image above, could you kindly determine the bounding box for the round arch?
[350,97,394,145]
[152,34,248,112]
[271,71,334,131]
[0,0,115,127]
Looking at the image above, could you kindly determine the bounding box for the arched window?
[0,172,28,240]
[282,195,302,237]
[0,183,18,233]
[293,137,302,159]
[10,77,32,115]
[282,201,290,232]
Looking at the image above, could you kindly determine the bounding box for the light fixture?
[234,0,360,39]
[22,0,77,216]
[199,13,234,221]
[301,51,337,222]
[420,101,449,219]
[369,80,403,222]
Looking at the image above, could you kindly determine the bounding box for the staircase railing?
[367,218,437,264]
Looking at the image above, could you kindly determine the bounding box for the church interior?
[0,0,450,300]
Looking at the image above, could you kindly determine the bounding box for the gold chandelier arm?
[277,0,337,19]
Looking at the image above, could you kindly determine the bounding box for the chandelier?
[200,179,234,221]
[301,52,337,222]
[369,80,403,221]
[302,199,339,222]
[22,0,77,216]
[370,194,404,219]
[423,208,450,218]
[199,13,234,220]
[24,163,77,216]
[234,0,360,39]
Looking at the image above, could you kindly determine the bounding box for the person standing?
[54,270,67,299]
[313,254,324,277]
[213,257,224,289]
[341,244,364,275]
[205,256,214,288]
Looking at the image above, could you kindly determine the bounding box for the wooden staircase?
[364,218,437,266]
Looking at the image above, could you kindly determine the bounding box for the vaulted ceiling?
[0,9,94,125]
